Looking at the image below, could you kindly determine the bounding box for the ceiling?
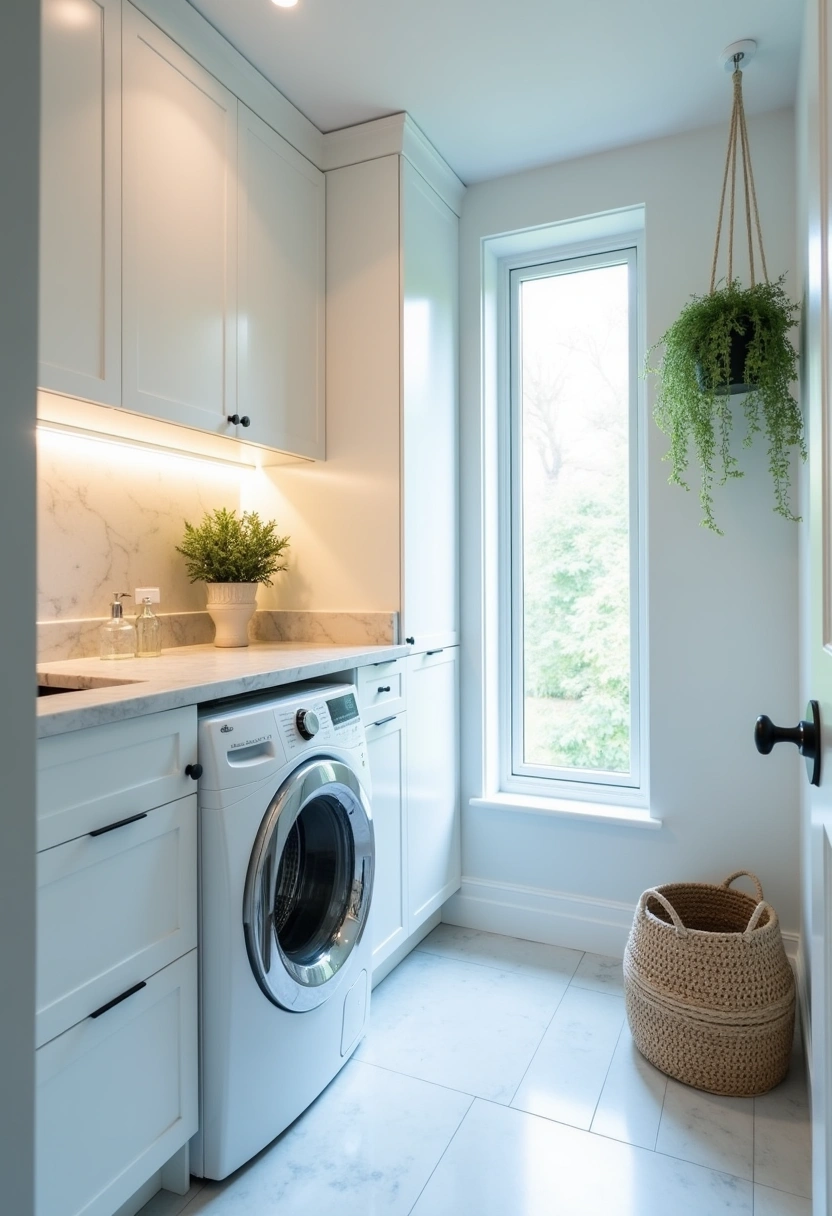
[188,0,805,185]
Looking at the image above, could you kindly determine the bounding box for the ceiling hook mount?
[721,39,758,74]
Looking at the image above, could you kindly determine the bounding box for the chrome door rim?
[243,757,374,1011]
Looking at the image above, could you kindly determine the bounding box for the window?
[501,242,645,800]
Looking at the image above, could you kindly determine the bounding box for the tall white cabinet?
[39,0,122,405]
[122,3,237,436]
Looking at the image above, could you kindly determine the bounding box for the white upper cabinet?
[39,0,122,405]
[238,104,325,459]
[401,161,460,651]
[122,2,237,436]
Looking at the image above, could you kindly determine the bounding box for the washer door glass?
[243,757,374,1011]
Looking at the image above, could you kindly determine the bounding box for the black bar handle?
[89,812,148,838]
[426,648,444,656]
[377,685,391,693]
[186,763,203,780]
[372,716,397,727]
[89,980,147,1020]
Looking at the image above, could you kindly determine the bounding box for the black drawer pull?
[372,716,396,727]
[377,685,391,693]
[426,648,444,656]
[90,980,147,1020]
[405,637,415,645]
[89,812,148,838]
[185,763,203,780]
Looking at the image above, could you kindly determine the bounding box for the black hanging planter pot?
[694,319,757,396]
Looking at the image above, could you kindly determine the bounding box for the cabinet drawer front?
[36,950,197,1216]
[37,706,197,851]
[37,796,196,1048]
[357,660,406,724]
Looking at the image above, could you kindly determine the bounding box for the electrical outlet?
[135,586,161,604]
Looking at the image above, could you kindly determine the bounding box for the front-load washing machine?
[191,682,374,1180]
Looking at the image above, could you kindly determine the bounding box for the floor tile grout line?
[652,1067,670,1153]
[355,1056,480,1101]
[405,1094,477,1216]
[503,972,577,1108]
[414,943,585,984]
[587,1017,626,1135]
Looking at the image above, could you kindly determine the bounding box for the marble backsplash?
[38,610,398,662]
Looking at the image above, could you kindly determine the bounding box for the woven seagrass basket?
[623,870,795,1096]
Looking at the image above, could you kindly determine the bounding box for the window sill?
[469,793,662,830]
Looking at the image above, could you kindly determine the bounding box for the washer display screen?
[326,692,359,726]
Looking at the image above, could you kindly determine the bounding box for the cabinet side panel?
[253,155,401,611]
[401,161,460,646]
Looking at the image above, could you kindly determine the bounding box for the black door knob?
[227,414,251,427]
[185,763,203,780]
[754,701,820,786]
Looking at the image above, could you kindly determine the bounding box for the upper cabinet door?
[39,0,122,406]
[401,160,460,650]
[122,3,237,435]
[237,104,325,458]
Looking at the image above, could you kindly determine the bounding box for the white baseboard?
[443,877,803,964]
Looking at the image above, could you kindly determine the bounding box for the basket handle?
[722,870,765,902]
[743,900,773,938]
[639,888,688,936]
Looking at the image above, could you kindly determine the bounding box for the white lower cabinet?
[36,950,198,1216]
[405,648,461,927]
[36,708,199,1216]
[366,714,408,972]
[365,647,461,976]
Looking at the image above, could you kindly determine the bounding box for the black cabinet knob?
[227,414,251,427]
[185,763,203,780]
[378,685,391,693]
[405,637,415,645]
[754,701,820,786]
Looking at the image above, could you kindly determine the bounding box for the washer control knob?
[296,708,320,740]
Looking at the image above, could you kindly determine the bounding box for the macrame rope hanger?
[709,53,769,295]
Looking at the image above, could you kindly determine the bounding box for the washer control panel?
[277,687,363,758]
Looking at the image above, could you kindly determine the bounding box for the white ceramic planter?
[205,583,258,648]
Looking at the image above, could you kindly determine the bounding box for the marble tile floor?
[140,924,812,1216]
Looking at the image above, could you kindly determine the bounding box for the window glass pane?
[517,261,631,775]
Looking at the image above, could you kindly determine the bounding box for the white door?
[401,159,460,652]
[365,714,408,971]
[122,2,237,435]
[39,0,121,405]
[801,2,832,1209]
[406,648,460,928]
[237,103,325,458]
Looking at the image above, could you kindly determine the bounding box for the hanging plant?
[648,54,805,533]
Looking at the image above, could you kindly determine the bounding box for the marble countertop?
[37,642,408,738]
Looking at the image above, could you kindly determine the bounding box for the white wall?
[453,109,802,945]
[1,1,39,1209]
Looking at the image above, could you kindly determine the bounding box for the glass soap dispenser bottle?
[99,592,137,660]
[136,597,162,658]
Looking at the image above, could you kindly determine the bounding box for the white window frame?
[497,235,648,807]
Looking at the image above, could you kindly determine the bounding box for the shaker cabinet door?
[405,647,460,928]
[122,3,237,435]
[366,714,408,972]
[39,0,122,405]
[237,103,325,458]
[401,161,460,651]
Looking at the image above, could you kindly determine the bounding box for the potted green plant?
[648,276,804,533]
[177,508,290,647]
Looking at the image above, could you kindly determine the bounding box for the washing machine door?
[243,757,374,1012]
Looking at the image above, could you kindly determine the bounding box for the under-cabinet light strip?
[36,420,257,471]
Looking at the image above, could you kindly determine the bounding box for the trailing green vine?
[647,276,804,533]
